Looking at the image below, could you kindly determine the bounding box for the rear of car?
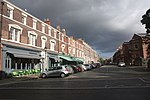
[118,62,126,67]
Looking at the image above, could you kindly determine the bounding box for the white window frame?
[54,30,57,38]
[28,31,38,46]
[61,44,65,52]
[62,34,64,42]
[48,27,51,36]
[22,13,27,25]
[68,47,72,54]
[8,24,22,42]
[7,4,14,19]
[42,23,45,33]
[41,36,47,49]
[50,39,56,51]
[33,19,37,29]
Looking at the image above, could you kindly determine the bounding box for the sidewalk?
[128,66,150,72]
[0,74,39,84]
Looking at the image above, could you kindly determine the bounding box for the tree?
[141,9,150,68]
[141,9,150,34]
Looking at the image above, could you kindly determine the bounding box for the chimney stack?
[44,18,51,25]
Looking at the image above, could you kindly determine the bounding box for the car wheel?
[60,73,65,78]
[41,73,47,78]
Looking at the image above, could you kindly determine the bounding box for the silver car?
[40,66,70,78]
[118,62,126,67]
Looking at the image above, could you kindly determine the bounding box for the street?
[0,65,150,100]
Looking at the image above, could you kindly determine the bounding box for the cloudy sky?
[10,0,150,58]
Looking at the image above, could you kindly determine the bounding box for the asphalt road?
[0,65,150,100]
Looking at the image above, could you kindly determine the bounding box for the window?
[135,44,138,49]
[9,24,22,42]
[50,40,56,51]
[41,36,47,49]
[7,4,14,19]
[68,38,70,44]
[61,44,65,52]
[22,13,27,25]
[33,19,37,29]
[54,30,57,38]
[42,24,45,33]
[48,27,51,36]
[28,31,37,46]
[73,48,75,54]
[62,34,64,42]
[68,47,72,54]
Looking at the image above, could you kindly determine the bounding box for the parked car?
[70,65,79,73]
[83,64,92,70]
[118,62,126,67]
[90,64,96,69]
[64,65,74,74]
[94,63,101,68]
[40,66,70,78]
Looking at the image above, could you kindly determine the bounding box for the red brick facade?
[0,0,99,72]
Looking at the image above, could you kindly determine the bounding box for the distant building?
[113,33,150,66]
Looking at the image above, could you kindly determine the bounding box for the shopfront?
[2,44,43,74]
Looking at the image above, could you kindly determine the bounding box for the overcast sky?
[10,0,150,58]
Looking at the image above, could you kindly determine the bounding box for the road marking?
[139,78,150,83]
[0,85,150,90]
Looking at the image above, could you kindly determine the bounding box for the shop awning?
[73,57,84,63]
[7,51,43,59]
[59,55,73,61]
[13,53,42,59]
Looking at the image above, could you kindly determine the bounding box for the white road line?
[0,85,150,90]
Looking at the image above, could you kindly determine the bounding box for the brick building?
[113,33,150,66]
[0,0,99,73]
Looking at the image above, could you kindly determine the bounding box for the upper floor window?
[61,44,65,52]
[62,34,64,42]
[28,31,37,46]
[68,47,72,54]
[21,13,27,25]
[48,27,51,36]
[135,44,138,49]
[50,39,56,51]
[42,24,45,33]
[54,30,57,38]
[8,24,22,42]
[68,38,70,45]
[41,36,47,49]
[33,19,37,29]
[7,4,14,19]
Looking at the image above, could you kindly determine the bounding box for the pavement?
[0,74,39,85]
